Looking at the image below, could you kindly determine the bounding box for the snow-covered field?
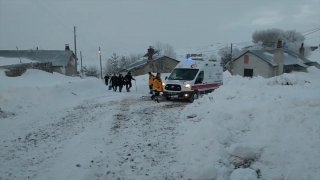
[0,67,319,180]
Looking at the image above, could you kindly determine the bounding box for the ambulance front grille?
[165,84,181,91]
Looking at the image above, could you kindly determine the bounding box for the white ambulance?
[162,54,223,103]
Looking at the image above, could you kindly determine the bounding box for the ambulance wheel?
[189,91,199,103]
[189,96,194,103]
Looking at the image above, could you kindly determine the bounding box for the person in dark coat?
[117,74,126,92]
[110,73,118,92]
[124,71,135,92]
[104,74,110,86]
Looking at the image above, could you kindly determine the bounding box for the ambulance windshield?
[168,68,199,81]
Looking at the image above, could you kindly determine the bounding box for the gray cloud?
[1,0,319,59]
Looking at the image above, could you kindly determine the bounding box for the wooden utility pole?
[74,26,78,73]
[99,47,102,79]
[16,46,22,63]
[80,51,83,76]
[230,43,233,75]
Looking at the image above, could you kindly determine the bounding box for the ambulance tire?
[189,90,199,103]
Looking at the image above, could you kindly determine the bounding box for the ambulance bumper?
[163,91,193,99]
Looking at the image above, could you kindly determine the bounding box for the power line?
[306,35,320,40]
[301,27,320,34]
[32,0,72,33]
[302,28,320,37]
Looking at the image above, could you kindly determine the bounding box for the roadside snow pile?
[176,67,320,180]
[0,69,106,112]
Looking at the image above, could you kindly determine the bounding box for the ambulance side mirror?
[165,76,168,80]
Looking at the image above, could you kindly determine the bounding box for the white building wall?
[233,52,274,78]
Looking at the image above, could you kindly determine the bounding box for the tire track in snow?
[88,98,187,179]
[0,97,114,180]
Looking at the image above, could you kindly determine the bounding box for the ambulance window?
[195,71,204,84]
[168,68,199,80]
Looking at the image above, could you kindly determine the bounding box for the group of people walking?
[104,72,135,92]
[103,71,164,102]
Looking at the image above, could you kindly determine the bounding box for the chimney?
[273,40,284,76]
[147,46,154,60]
[299,43,305,59]
[65,44,70,51]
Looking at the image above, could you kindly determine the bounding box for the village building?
[118,46,179,76]
[0,44,77,76]
[228,41,318,78]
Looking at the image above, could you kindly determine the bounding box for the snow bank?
[0,69,106,111]
[176,67,320,179]
[0,57,37,66]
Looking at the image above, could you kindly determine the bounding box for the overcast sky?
[1,0,320,60]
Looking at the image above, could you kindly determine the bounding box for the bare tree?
[154,41,177,59]
[118,55,127,69]
[252,28,283,47]
[218,46,241,70]
[209,54,218,60]
[252,28,310,57]
[126,53,144,64]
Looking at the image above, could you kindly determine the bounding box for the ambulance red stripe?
[191,83,222,90]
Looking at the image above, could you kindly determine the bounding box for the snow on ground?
[176,67,320,180]
[1,67,320,180]
[0,57,37,66]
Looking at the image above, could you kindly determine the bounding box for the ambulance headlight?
[183,84,191,88]
[162,82,166,86]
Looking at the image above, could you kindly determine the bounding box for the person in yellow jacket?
[148,72,155,94]
[151,73,163,102]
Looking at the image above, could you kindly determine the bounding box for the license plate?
[170,95,178,98]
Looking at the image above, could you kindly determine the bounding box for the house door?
[244,69,253,77]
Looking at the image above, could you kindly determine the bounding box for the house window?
[244,69,253,77]
[244,55,249,64]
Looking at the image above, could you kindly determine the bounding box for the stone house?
[118,46,179,76]
[0,45,76,76]
[118,56,179,76]
[228,41,314,78]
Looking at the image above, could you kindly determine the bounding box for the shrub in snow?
[230,168,258,180]
[82,65,99,78]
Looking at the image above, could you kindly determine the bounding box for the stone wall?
[0,62,53,77]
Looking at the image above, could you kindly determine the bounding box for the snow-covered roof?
[308,48,320,63]
[233,49,311,67]
[0,50,74,66]
[121,56,179,71]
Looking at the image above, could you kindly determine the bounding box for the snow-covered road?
[0,93,187,180]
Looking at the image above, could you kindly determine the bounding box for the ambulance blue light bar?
[186,57,193,61]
